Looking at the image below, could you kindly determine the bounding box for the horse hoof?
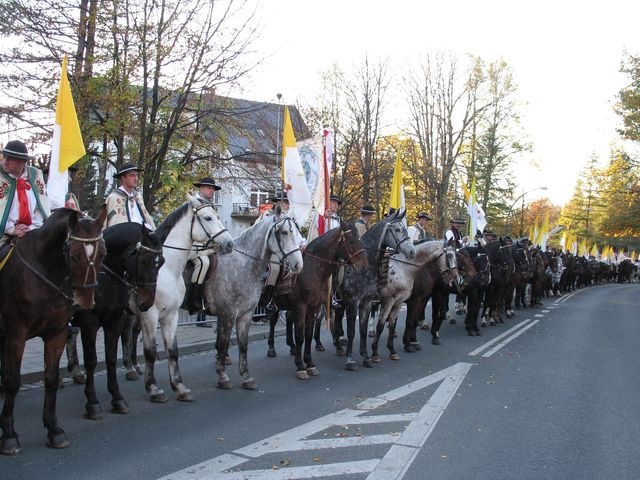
[474,330,482,336]
[125,370,139,381]
[420,324,430,330]
[177,392,194,402]
[241,379,257,390]
[467,330,476,337]
[404,344,416,353]
[134,365,143,375]
[47,430,70,449]
[335,348,345,357]
[217,381,232,390]
[72,373,86,385]
[296,370,309,380]
[267,348,277,358]
[345,361,357,371]
[150,392,169,403]
[371,354,381,363]
[363,358,374,368]
[412,342,422,351]
[315,344,325,352]
[111,399,130,414]
[1,435,21,455]
[339,338,347,347]
[390,353,400,361]
[84,403,103,420]
[307,367,319,376]
[449,319,457,325]
[224,356,232,365]
[432,338,441,345]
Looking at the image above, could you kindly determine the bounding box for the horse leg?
[266,307,279,358]
[344,303,360,370]
[77,316,102,419]
[0,335,25,454]
[371,303,392,363]
[160,312,192,401]
[386,306,401,360]
[65,326,86,384]
[121,312,140,381]
[403,297,422,352]
[313,306,325,352]
[215,314,233,389]
[359,304,375,368]
[331,305,345,356]
[235,312,257,390]
[104,316,129,414]
[304,308,319,376]
[138,311,166,403]
[286,310,295,356]
[42,329,70,449]
[430,290,446,345]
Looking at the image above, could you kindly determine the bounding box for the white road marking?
[541,309,550,313]
[480,320,540,358]
[534,314,544,318]
[158,362,473,480]
[467,320,532,356]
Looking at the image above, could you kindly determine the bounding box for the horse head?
[382,212,415,260]
[187,194,234,254]
[67,205,107,310]
[337,222,368,269]
[471,244,492,287]
[125,227,165,311]
[455,247,476,287]
[266,214,304,274]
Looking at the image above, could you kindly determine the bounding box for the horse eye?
[204,216,213,221]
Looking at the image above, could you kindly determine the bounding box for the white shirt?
[5,169,46,235]
[119,186,146,226]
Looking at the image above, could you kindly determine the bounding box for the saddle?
[0,238,16,272]
[377,253,390,287]
[275,267,297,296]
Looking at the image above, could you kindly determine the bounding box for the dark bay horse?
[333,210,416,370]
[71,223,164,419]
[0,207,106,454]
[460,245,491,335]
[267,222,368,379]
[480,239,515,326]
[373,241,459,359]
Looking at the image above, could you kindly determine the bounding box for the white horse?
[204,209,304,390]
[372,241,458,361]
[129,195,234,403]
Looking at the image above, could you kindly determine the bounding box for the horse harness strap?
[68,233,103,289]
[14,246,74,302]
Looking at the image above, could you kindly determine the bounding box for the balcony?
[231,203,260,219]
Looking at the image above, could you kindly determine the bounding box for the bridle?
[337,228,365,264]
[101,241,164,290]
[270,216,301,268]
[384,220,412,254]
[164,203,228,253]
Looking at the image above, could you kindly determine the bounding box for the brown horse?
[267,222,368,379]
[0,207,106,454]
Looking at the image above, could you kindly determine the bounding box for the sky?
[233,0,640,206]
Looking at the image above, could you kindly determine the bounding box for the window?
[250,190,269,207]
[214,190,221,205]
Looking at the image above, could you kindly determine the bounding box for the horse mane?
[27,208,83,250]
[233,215,273,255]
[103,222,145,254]
[155,203,189,243]
[305,225,340,255]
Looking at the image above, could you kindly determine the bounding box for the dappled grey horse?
[334,209,416,370]
[205,209,304,390]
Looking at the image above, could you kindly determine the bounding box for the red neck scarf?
[16,178,32,226]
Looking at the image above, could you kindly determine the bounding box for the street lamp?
[504,186,548,236]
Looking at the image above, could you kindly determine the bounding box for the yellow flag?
[47,55,85,209]
[389,151,404,210]
[55,56,85,172]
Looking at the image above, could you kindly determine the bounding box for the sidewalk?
[20,311,285,386]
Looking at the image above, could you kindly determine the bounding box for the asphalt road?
[2,283,639,480]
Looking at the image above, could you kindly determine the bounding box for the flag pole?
[276,93,283,200]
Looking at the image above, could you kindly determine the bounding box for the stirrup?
[265,302,278,314]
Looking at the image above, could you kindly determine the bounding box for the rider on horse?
[104,163,155,230]
[408,212,433,244]
[355,204,375,238]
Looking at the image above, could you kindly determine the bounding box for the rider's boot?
[187,283,204,315]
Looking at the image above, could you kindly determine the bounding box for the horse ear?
[274,204,282,217]
[94,204,107,230]
[187,193,198,206]
[399,209,406,220]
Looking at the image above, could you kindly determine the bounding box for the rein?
[14,247,74,302]
[163,203,227,252]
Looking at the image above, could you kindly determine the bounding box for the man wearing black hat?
[0,140,51,246]
[445,217,468,248]
[104,163,155,230]
[355,205,375,238]
[408,212,432,244]
[187,177,221,318]
[307,194,342,242]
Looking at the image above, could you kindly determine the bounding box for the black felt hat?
[2,140,33,161]
[417,212,432,220]
[451,217,466,224]
[193,177,221,190]
[360,205,375,214]
[113,162,143,178]
[329,195,342,205]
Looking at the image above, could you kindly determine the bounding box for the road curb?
[20,325,285,387]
